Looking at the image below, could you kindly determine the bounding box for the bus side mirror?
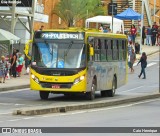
[24,40,32,60]
[90,46,94,56]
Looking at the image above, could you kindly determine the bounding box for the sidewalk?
[0,45,159,92]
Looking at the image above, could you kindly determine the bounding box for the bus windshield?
[32,41,86,69]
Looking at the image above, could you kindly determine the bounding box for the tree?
[53,0,104,27]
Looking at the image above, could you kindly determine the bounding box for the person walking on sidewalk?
[146,25,152,46]
[0,56,8,83]
[11,50,17,78]
[142,26,146,45]
[137,52,147,79]
[130,24,137,46]
[129,49,136,73]
[151,25,158,46]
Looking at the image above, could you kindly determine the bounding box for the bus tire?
[86,79,96,100]
[101,90,108,97]
[107,77,116,97]
[39,91,49,100]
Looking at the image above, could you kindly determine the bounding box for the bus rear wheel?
[86,79,96,100]
[39,91,49,100]
[101,90,108,97]
[107,77,116,97]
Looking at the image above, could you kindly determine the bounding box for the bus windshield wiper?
[64,41,73,57]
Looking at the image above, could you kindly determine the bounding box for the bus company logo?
[2,128,11,133]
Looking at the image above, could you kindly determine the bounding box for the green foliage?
[53,0,104,27]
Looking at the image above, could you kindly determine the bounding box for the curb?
[136,50,159,60]
[147,50,159,57]
[0,85,30,92]
[13,93,160,116]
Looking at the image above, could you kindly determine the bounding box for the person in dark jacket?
[151,25,158,46]
[137,52,147,79]
[10,49,17,78]
[142,26,146,45]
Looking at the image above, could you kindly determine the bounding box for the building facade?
[36,0,160,30]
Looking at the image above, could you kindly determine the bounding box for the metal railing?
[143,0,152,26]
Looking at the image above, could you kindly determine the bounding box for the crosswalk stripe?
[147,62,157,67]
[133,62,157,67]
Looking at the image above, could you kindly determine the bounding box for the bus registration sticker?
[52,85,60,89]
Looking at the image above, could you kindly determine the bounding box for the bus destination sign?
[41,32,84,40]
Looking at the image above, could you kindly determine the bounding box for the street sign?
[0,0,32,7]
[108,3,117,15]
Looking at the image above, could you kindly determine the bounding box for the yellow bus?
[25,28,128,100]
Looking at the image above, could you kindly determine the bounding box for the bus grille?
[40,82,73,89]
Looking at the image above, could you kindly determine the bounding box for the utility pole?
[30,0,36,39]
[111,0,113,33]
[11,0,16,34]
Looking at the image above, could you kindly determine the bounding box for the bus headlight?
[74,75,85,85]
[31,74,39,84]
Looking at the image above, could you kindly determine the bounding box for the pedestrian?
[10,49,17,78]
[127,31,132,45]
[103,26,108,33]
[153,22,158,43]
[128,41,132,56]
[17,53,24,77]
[129,48,136,73]
[146,25,152,46]
[39,25,44,31]
[24,55,30,75]
[142,26,146,45]
[137,52,147,79]
[0,56,8,83]
[151,25,158,46]
[157,26,160,46]
[99,24,103,32]
[135,42,140,54]
[130,24,137,46]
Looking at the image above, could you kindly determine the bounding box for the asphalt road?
[0,98,159,136]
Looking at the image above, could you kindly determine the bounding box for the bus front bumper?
[30,78,87,93]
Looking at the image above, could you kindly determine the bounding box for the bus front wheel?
[107,77,116,97]
[86,79,96,100]
[39,91,49,100]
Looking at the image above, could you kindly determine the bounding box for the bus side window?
[122,40,127,60]
[100,39,106,61]
[119,40,123,60]
[94,38,100,61]
[106,39,112,61]
[87,36,94,61]
[112,40,118,60]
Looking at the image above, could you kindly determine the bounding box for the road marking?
[133,62,138,67]
[120,86,144,93]
[151,60,160,62]
[0,88,30,94]
[0,112,12,115]
[133,62,157,67]
[23,117,35,120]
[8,119,22,122]
[0,103,25,106]
[147,62,157,67]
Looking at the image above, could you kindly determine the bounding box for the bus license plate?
[52,85,60,89]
